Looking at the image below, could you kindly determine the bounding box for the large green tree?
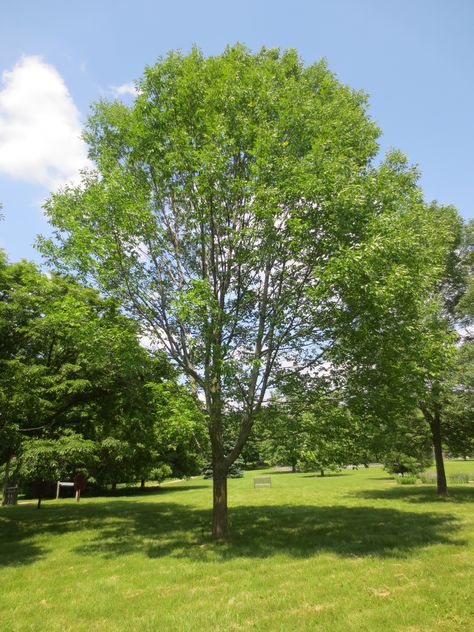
[0,252,188,499]
[39,46,451,538]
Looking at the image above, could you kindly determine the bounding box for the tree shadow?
[355,486,474,504]
[301,473,349,478]
[0,499,465,567]
[82,483,209,498]
[367,477,393,481]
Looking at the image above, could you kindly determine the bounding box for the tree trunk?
[111,481,117,492]
[291,463,297,473]
[212,466,229,540]
[320,469,325,477]
[430,411,448,496]
[140,479,145,490]
[1,456,11,506]
[37,497,42,509]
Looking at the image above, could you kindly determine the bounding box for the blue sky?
[1,0,473,263]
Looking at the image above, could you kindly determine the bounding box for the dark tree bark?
[140,479,145,490]
[430,410,448,496]
[320,469,325,477]
[420,399,448,496]
[212,465,229,540]
[1,456,11,506]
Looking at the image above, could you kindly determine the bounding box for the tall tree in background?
[416,212,473,495]
[40,46,452,538]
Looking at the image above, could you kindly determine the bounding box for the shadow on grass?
[301,473,349,479]
[0,497,465,567]
[356,485,474,504]
[83,484,209,498]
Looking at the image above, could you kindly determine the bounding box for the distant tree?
[146,380,209,479]
[255,393,356,476]
[381,413,433,476]
[444,341,474,458]
[255,402,302,472]
[323,204,463,496]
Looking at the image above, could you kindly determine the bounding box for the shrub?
[419,472,437,485]
[394,474,418,485]
[384,451,432,476]
[448,472,470,484]
[150,464,173,483]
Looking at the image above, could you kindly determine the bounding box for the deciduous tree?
[40,46,451,537]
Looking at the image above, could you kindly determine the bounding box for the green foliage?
[0,250,205,492]
[0,252,155,457]
[147,381,209,478]
[382,413,433,476]
[149,464,173,483]
[202,461,244,479]
[443,340,474,458]
[419,471,438,485]
[394,474,418,485]
[19,431,97,486]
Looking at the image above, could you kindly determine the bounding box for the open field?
[1,463,473,631]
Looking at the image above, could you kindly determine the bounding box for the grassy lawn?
[0,463,473,631]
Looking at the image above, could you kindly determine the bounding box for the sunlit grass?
[1,462,473,631]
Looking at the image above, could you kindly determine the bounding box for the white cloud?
[0,56,89,190]
[111,82,139,97]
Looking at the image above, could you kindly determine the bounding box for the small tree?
[381,413,433,476]
[19,432,96,507]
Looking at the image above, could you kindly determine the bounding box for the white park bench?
[253,476,272,488]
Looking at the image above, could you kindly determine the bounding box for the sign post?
[73,472,87,502]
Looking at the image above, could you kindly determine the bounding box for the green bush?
[384,451,432,477]
[448,472,471,484]
[419,472,437,485]
[394,474,418,485]
[150,464,173,483]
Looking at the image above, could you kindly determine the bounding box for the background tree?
[255,393,359,475]
[40,46,452,538]
[443,340,474,458]
[257,402,304,473]
[18,432,96,507]
[0,252,189,499]
[380,413,433,476]
[415,212,473,494]
[318,200,462,495]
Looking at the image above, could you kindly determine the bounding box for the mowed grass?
[0,463,473,631]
